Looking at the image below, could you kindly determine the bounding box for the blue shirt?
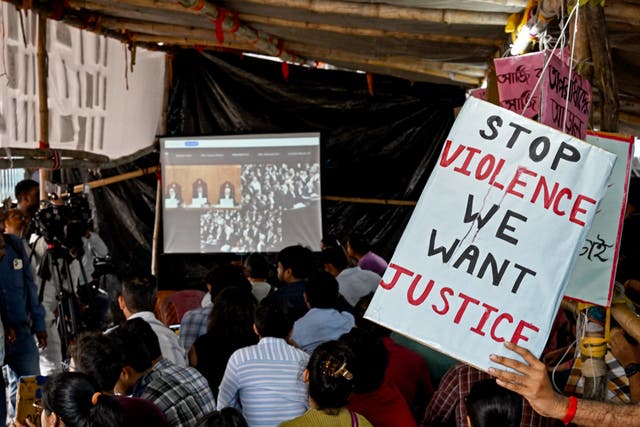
[292,308,355,354]
[217,337,309,427]
[179,305,211,352]
[0,234,45,332]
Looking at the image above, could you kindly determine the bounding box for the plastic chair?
[161,290,206,326]
[155,290,177,324]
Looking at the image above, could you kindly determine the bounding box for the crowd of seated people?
[7,205,640,427]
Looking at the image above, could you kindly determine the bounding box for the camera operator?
[0,205,47,421]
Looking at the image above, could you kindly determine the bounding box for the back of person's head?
[70,332,123,392]
[14,179,39,202]
[107,318,158,373]
[42,372,124,427]
[277,245,314,280]
[466,379,522,427]
[320,234,342,250]
[208,286,256,339]
[353,293,391,337]
[244,253,270,279]
[197,407,249,427]
[339,328,388,393]
[4,208,27,235]
[205,264,252,299]
[305,271,339,309]
[347,234,370,256]
[307,340,355,410]
[121,276,156,313]
[320,247,349,271]
[254,296,292,338]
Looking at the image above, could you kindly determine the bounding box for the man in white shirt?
[321,247,382,307]
[117,277,187,367]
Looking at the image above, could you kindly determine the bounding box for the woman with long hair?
[279,340,372,427]
[13,372,124,427]
[190,286,258,396]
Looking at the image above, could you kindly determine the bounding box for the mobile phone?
[16,375,47,427]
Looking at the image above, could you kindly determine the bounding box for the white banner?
[564,132,634,306]
[365,97,615,371]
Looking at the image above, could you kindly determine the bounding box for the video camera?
[33,191,92,254]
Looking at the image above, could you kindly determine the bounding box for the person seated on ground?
[465,379,522,427]
[244,253,273,303]
[13,372,124,427]
[321,247,381,307]
[217,296,309,427]
[69,332,169,427]
[346,233,388,276]
[197,408,249,427]
[339,328,417,427]
[116,276,186,366]
[279,340,373,427]
[291,271,355,354]
[490,341,640,427]
[354,293,432,421]
[179,264,252,352]
[272,245,314,322]
[190,287,258,397]
[108,318,215,427]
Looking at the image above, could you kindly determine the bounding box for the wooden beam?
[240,13,503,47]
[236,0,510,26]
[37,14,49,198]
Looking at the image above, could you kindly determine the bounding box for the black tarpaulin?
[79,51,465,288]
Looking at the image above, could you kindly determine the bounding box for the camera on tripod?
[33,191,92,256]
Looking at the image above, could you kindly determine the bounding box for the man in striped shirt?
[217,296,309,427]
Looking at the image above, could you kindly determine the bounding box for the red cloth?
[383,336,433,413]
[348,382,417,427]
[421,364,556,427]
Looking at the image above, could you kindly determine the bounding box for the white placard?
[365,97,616,371]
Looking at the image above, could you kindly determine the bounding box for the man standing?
[0,207,47,418]
[14,179,39,237]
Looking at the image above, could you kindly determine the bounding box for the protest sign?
[564,131,634,306]
[494,51,544,119]
[540,53,591,140]
[365,97,616,371]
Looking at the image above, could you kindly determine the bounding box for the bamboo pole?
[285,41,483,85]
[239,14,503,47]
[235,0,510,26]
[175,0,311,65]
[586,3,619,132]
[71,165,159,193]
[322,195,416,206]
[131,34,255,51]
[611,303,640,344]
[151,177,161,277]
[37,14,49,200]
